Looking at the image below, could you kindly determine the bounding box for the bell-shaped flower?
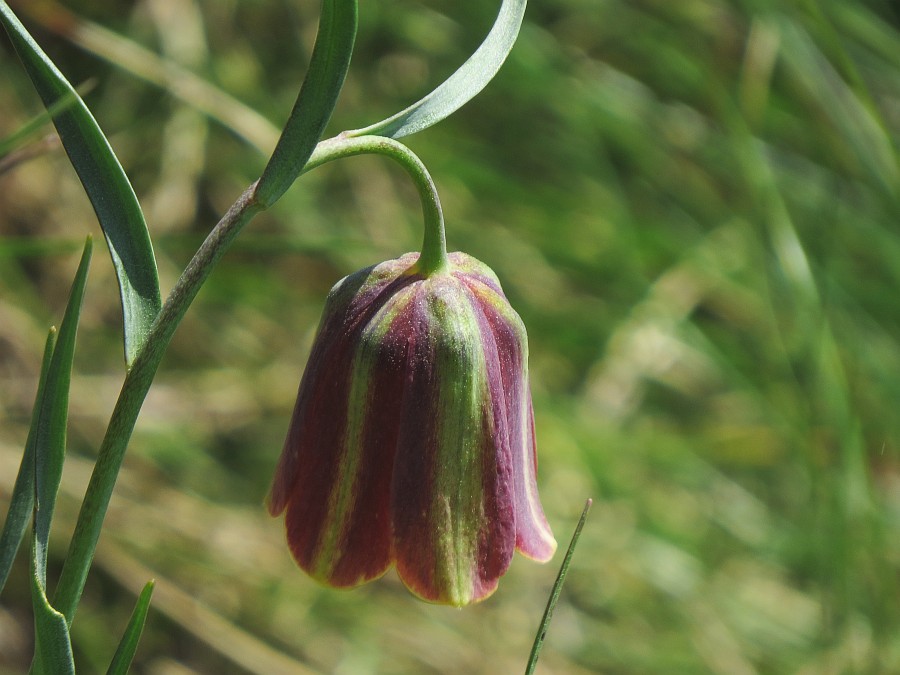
[268,251,556,606]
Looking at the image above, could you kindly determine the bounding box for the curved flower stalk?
[269,251,556,606]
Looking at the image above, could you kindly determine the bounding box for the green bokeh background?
[2,0,900,672]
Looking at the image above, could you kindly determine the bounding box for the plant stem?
[53,183,262,623]
[305,134,448,275]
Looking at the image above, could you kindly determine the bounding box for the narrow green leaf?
[27,241,89,674]
[777,18,899,195]
[525,498,592,675]
[31,562,75,675]
[0,328,56,596]
[255,0,358,207]
[106,580,154,675]
[0,2,161,365]
[348,0,527,139]
[33,238,92,585]
[28,240,91,675]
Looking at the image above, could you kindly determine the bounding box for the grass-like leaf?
[348,0,527,139]
[105,580,154,675]
[32,237,92,585]
[255,0,357,207]
[0,328,56,596]
[776,17,899,195]
[0,1,161,365]
[29,238,92,675]
[525,499,592,675]
[31,569,75,675]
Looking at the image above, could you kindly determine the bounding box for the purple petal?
[391,278,516,605]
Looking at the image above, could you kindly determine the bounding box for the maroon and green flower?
[268,251,556,606]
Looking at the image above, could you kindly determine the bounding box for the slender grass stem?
[525,498,592,675]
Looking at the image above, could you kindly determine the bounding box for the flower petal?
[273,257,420,586]
[313,282,417,586]
[391,277,515,606]
[463,274,557,562]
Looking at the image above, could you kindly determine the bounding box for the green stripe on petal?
[313,284,417,581]
[425,277,490,605]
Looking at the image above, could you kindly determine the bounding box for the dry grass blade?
[0,134,60,175]
[14,0,279,153]
[95,543,321,675]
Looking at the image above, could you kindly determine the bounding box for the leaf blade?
[32,238,92,585]
[255,0,358,206]
[348,0,527,139]
[0,328,56,596]
[31,568,76,675]
[525,498,592,675]
[105,580,154,675]
[0,1,161,365]
[29,239,91,675]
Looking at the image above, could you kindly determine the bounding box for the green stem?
[305,134,448,275]
[53,184,263,623]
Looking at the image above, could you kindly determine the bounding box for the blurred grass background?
[2,0,900,672]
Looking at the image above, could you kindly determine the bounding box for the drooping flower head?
[269,251,556,606]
